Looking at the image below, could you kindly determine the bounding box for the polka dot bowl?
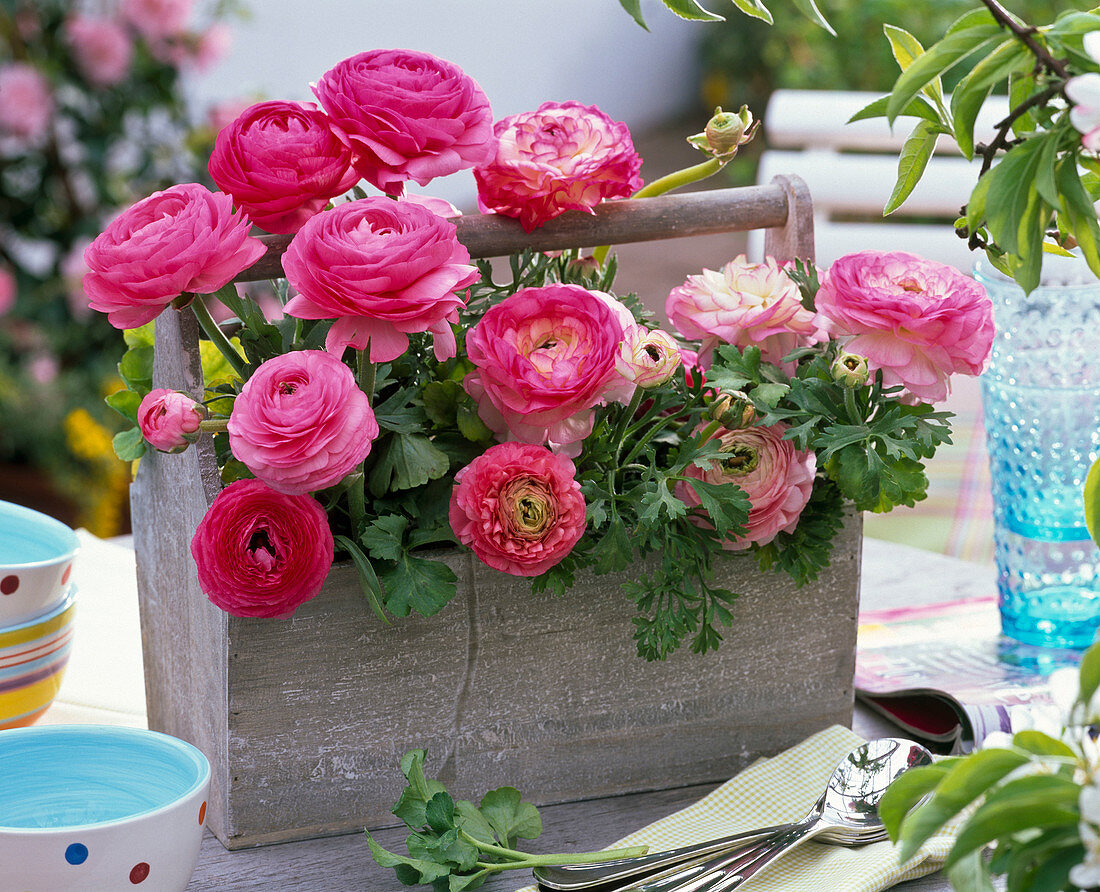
[0,725,211,891]
[0,586,76,729]
[0,500,80,627]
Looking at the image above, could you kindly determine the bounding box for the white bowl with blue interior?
[0,725,211,891]
[0,500,80,626]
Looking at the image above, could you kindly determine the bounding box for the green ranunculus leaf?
[421,380,463,427]
[425,791,457,834]
[456,402,494,443]
[112,426,146,462]
[479,787,542,849]
[361,514,409,562]
[454,799,498,845]
[368,432,450,496]
[118,345,154,391]
[589,517,634,573]
[365,833,451,884]
[681,478,750,541]
[123,322,155,349]
[380,554,457,618]
[334,535,388,624]
[105,388,142,424]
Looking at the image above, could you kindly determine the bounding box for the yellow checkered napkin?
[515,725,956,892]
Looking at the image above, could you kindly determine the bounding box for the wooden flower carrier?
[130,176,862,850]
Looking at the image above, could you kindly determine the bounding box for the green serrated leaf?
[884,120,941,215]
[425,791,457,835]
[590,518,634,573]
[361,514,409,562]
[105,389,143,424]
[118,345,154,391]
[368,432,450,497]
[479,787,542,849]
[366,833,451,884]
[112,427,147,462]
[682,478,750,541]
[381,554,458,618]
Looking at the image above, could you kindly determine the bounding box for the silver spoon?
[624,737,933,892]
[533,737,931,892]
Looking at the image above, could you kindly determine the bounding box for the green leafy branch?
[367,750,648,890]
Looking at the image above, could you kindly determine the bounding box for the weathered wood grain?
[134,178,866,850]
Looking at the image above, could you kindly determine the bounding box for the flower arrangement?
[88,47,994,660]
[0,0,240,534]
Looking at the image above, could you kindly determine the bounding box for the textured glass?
[977,257,1100,647]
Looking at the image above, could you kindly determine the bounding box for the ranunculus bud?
[137,388,205,453]
[831,351,869,387]
[709,391,755,429]
[617,325,682,388]
[687,106,758,160]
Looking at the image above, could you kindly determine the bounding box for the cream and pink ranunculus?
[617,325,682,388]
[815,250,994,403]
[0,63,53,141]
[666,255,827,371]
[282,197,478,361]
[678,422,815,550]
[475,101,643,231]
[65,16,133,87]
[227,350,379,495]
[82,183,266,329]
[208,100,359,234]
[449,442,586,577]
[191,479,334,618]
[464,284,633,451]
[312,48,495,196]
[138,388,205,453]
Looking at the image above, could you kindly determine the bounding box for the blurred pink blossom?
[60,239,93,320]
[0,63,53,141]
[0,268,14,316]
[121,0,193,41]
[65,16,133,86]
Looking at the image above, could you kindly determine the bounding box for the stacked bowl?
[0,500,79,728]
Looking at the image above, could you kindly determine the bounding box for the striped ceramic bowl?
[0,585,75,729]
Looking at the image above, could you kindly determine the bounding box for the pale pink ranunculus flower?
[83,183,266,329]
[137,388,205,453]
[120,0,192,40]
[282,197,478,362]
[191,479,334,618]
[1067,32,1100,151]
[0,267,14,316]
[228,350,378,495]
[449,442,586,577]
[666,254,827,372]
[677,421,816,550]
[617,325,683,388]
[0,63,53,141]
[65,16,133,87]
[815,250,994,404]
[208,100,359,234]
[464,284,632,452]
[312,49,495,196]
[475,101,643,232]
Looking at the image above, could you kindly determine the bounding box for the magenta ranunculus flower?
[677,422,816,550]
[312,49,495,196]
[666,255,827,372]
[617,325,683,388]
[0,63,53,141]
[208,100,359,234]
[65,16,133,87]
[282,197,478,362]
[191,479,334,618]
[138,388,205,453]
[227,350,379,495]
[475,101,643,231]
[464,284,633,451]
[449,442,586,577]
[815,250,994,403]
[83,183,266,329]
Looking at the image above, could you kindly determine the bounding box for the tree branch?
[979,0,1068,78]
[975,82,1064,176]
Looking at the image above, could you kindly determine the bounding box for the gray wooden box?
[130,179,863,850]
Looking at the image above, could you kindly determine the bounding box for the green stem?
[612,388,647,467]
[843,386,863,424]
[357,349,377,402]
[198,419,229,433]
[593,157,726,266]
[462,830,648,869]
[190,296,248,379]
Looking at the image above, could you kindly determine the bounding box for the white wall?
[185,0,702,207]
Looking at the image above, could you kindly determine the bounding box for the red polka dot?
[61,564,72,585]
[129,863,149,884]
[0,575,18,595]
[198,801,207,824]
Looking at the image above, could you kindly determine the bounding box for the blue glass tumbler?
[977,256,1100,648]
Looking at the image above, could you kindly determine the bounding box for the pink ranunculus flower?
[449,442,586,577]
[475,101,643,231]
[65,16,133,87]
[0,267,14,316]
[82,183,266,329]
[666,254,828,372]
[208,100,359,235]
[190,479,334,618]
[464,284,632,452]
[0,63,53,141]
[120,0,192,40]
[282,197,478,362]
[677,422,816,550]
[312,48,495,196]
[815,250,994,403]
[617,325,683,388]
[138,388,205,453]
[227,351,379,495]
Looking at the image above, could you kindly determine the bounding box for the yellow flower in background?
[62,408,131,538]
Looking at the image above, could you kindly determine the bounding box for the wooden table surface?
[185,539,999,892]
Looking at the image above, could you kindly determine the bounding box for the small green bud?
[832,352,869,387]
[709,390,755,428]
[687,106,758,160]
